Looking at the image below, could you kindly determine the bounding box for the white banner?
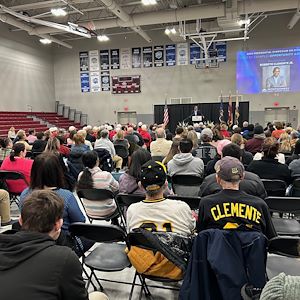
[120,48,132,69]
[89,50,100,71]
[177,43,188,66]
[90,71,101,92]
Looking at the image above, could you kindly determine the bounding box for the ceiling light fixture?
[51,8,67,17]
[237,18,251,26]
[97,35,110,42]
[39,38,52,45]
[165,27,176,35]
[141,0,157,6]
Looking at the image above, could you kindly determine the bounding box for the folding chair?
[115,193,145,228]
[261,179,287,197]
[267,236,300,279]
[264,196,300,235]
[171,175,203,197]
[168,195,201,210]
[289,178,300,197]
[127,231,181,300]
[151,156,165,162]
[77,189,119,224]
[69,222,131,291]
[0,170,29,206]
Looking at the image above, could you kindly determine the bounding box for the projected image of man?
[266,67,287,88]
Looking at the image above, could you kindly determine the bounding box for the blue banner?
[215,42,227,62]
[80,72,90,92]
[190,43,201,65]
[165,44,176,66]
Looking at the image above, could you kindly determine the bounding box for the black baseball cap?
[140,160,167,191]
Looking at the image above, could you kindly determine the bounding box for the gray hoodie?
[167,153,204,177]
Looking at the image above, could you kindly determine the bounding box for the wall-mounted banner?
[80,72,90,92]
[89,50,99,71]
[143,47,153,68]
[165,44,176,66]
[215,41,227,62]
[190,43,201,65]
[154,45,164,67]
[90,71,101,92]
[101,71,110,91]
[110,49,120,69]
[177,43,188,66]
[120,48,132,70]
[79,51,89,71]
[132,47,142,68]
[100,50,110,70]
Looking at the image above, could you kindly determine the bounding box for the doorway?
[117,111,137,125]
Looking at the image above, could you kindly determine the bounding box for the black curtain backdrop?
[154,102,249,134]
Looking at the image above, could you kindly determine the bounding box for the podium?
[192,116,202,122]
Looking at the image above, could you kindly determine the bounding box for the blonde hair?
[279,133,292,153]
[187,130,198,149]
[116,130,125,140]
[231,133,244,147]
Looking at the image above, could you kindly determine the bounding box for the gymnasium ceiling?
[0,0,299,48]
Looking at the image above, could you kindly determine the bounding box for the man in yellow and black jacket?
[197,156,277,239]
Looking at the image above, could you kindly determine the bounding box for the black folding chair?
[69,222,131,291]
[264,196,300,235]
[127,231,181,300]
[168,195,201,210]
[77,189,119,224]
[151,156,165,162]
[171,175,203,197]
[115,193,145,228]
[267,236,300,279]
[289,178,300,197]
[261,179,287,197]
[0,170,29,206]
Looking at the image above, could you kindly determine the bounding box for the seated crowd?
[0,119,299,299]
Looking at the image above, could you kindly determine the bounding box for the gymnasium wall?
[0,23,55,112]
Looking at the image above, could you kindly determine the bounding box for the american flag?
[235,92,240,126]
[227,93,233,127]
[219,94,224,123]
[163,101,169,126]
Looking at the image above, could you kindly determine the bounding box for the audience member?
[150,128,172,158]
[162,139,180,166]
[174,127,185,139]
[126,160,195,235]
[279,132,292,154]
[77,129,93,150]
[199,143,267,199]
[290,130,299,149]
[7,126,16,140]
[15,130,32,151]
[220,123,230,138]
[197,156,276,239]
[0,189,107,300]
[113,130,130,157]
[27,129,37,144]
[32,132,47,154]
[241,121,249,134]
[192,128,217,165]
[0,143,33,193]
[0,189,11,226]
[272,122,285,139]
[0,137,12,162]
[286,139,300,166]
[243,124,254,140]
[167,138,204,177]
[86,125,96,143]
[49,127,59,138]
[77,150,119,217]
[139,124,152,149]
[247,137,292,184]
[245,125,266,155]
[20,153,87,251]
[205,139,231,176]
[57,135,70,157]
[231,133,253,165]
[124,126,139,145]
[94,130,123,171]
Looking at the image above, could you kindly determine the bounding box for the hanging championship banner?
[154,45,164,67]
[100,50,110,70]
[190,43,201,65]
[90,71,101,92]
[101,71,110,91]
[110,49,120,69]
[80,72,90,92]
[132,47,142,68]
[215,41,227,62]
[143,46,153,68]
[89,50,99,71]
[165,44,176,66]
[177,43,188,65]
[120,48,132,69]
[79,51,89,71]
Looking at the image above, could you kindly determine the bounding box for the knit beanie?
[260,273,300,300]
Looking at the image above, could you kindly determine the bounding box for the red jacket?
[139,130,152,148]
